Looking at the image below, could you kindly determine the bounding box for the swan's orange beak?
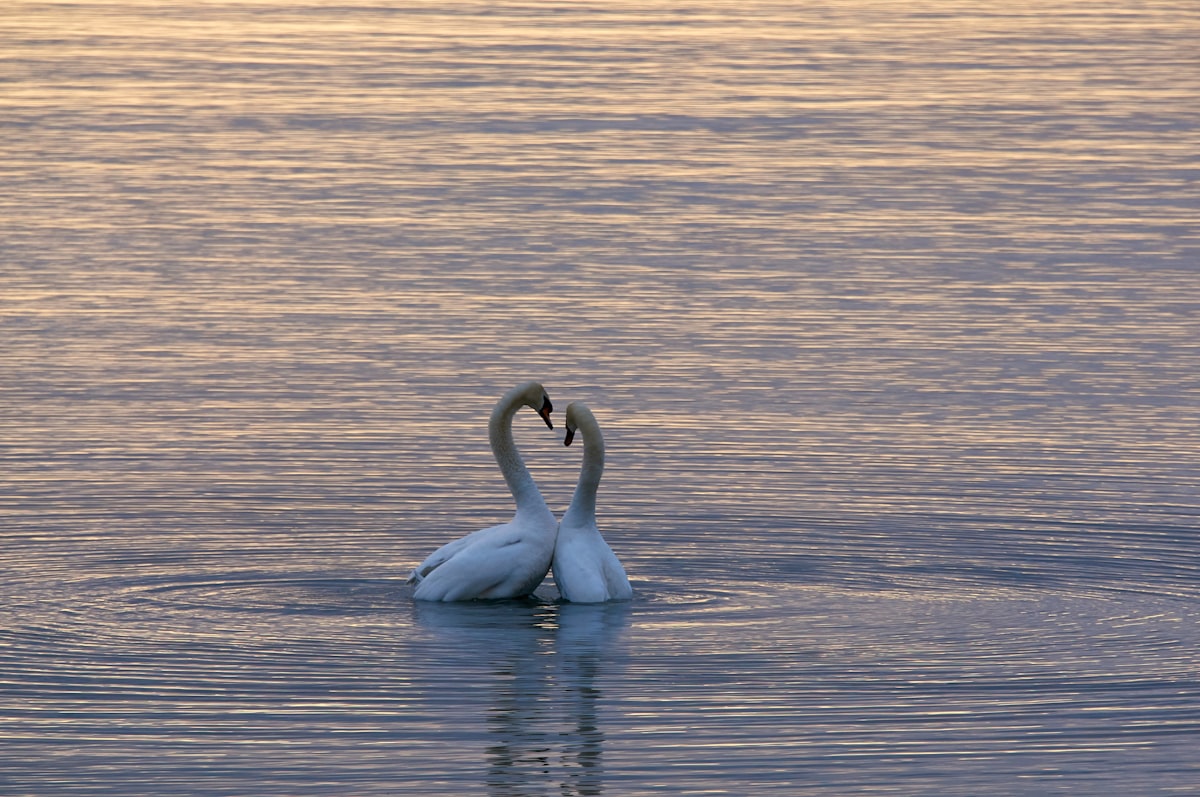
[564,426,576,446]
[538,395,554,429]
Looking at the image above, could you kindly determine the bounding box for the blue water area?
[2,0,1198,794]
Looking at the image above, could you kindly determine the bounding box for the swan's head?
[516,380,554,429]
[537,393,554,429]
[563,401,591,446]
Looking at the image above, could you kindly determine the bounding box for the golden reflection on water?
[3,0,1200,794]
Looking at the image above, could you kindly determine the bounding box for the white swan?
[408,381,558,601]
[551,402,633,603]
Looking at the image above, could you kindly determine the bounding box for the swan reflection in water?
[412,598,631,796]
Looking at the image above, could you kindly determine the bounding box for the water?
[2,0,1199,794]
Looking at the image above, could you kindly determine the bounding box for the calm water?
[3,0,1199,794]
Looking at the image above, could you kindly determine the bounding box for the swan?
[408,381,558,601]
[551,402,633,603]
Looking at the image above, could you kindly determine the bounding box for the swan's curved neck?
[489,387,546,512]
[567,416,604,519]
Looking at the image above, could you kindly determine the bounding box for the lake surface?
[2,0,1199,794]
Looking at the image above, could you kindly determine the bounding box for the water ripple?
[4,0,1199,793]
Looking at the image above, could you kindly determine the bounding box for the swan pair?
[407,381,632,603]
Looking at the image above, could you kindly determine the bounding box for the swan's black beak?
[538,395,554,429]
[564,426,576,447]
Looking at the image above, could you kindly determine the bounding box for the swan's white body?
[552,403,633,603]
[408,382,558,601]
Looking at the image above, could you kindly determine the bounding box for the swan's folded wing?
[413,525,552,601]
[602,548,633,600]
[552,535,608,603]
[553,530,632,602]
[406,526,493,583]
